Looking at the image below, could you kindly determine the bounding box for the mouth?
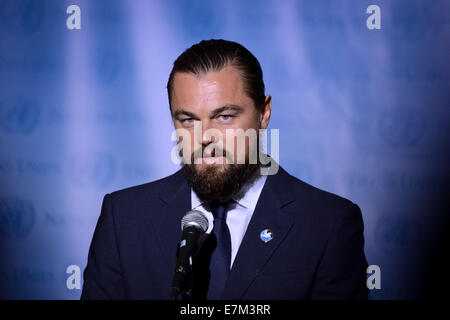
[200,156,226,165]
[192,148,228,165]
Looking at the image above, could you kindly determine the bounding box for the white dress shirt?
[191,172,268,269]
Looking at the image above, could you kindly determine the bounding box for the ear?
[259,94,272,129]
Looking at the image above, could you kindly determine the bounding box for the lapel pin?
[260,229,273,243]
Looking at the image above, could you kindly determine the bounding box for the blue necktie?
[207,202,232,299]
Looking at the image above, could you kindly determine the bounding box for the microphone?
[170,210,209,300]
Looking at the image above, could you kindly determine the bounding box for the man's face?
[171,66,270,171]
[170,66,271,202]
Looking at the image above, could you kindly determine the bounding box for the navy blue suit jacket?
[81,166,368,299]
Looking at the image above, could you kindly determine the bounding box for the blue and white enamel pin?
[260,229,273,243]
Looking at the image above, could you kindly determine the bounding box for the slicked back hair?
[167,39,266,110]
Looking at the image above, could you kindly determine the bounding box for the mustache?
[190,146,234,164]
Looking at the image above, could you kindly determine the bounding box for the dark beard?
[182,162,259,204]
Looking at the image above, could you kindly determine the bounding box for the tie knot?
[210,200,232,220]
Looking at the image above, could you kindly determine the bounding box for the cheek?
[223,136,256,164]
[174,127,198,163]
[222,129,260,163]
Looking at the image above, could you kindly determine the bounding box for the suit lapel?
[222,167,295,299]
[145,170,191,272]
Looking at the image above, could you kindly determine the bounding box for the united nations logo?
[0,197,35,239]
[0,98,40,134]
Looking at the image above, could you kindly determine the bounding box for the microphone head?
[181,210,209,233]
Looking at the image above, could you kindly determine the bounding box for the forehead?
[170,66,252,111]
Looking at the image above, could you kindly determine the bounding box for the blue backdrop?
[0,0,449,299]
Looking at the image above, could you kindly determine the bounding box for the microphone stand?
[170,246,195,300]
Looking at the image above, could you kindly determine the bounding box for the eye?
[219,115,232,121]
[181,118,195,124]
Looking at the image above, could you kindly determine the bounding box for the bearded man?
[81,39,369,300]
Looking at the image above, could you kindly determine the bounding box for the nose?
[200,119,215,147]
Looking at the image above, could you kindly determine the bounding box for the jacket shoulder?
[108,169,185,203]
[280,168,358,214]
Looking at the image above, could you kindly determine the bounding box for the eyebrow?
[172,104,244,119]
[209,104,244,117]
[172,109,196,119]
